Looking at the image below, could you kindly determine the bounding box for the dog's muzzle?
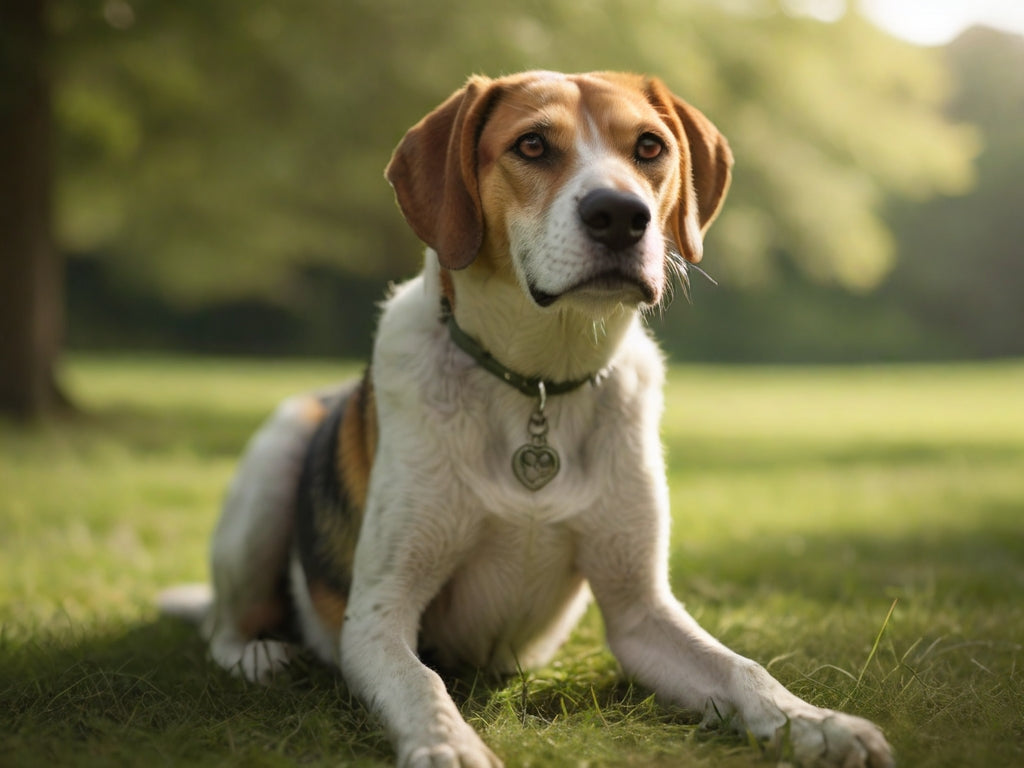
[529,188,659,308]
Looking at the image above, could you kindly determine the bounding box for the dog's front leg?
[340,497,502,768]
[342,611,500,768]
[578,509,894,768]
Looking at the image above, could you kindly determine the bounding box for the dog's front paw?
[399,720,503,768]
[775,708,893,768]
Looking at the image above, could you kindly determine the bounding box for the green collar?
[442,301,601,398]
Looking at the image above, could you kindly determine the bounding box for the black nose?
[578,189,651,251]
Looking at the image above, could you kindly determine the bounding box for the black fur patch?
[294,384,359,597]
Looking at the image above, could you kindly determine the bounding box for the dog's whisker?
[664,248,691,309]
[688,261,719,287]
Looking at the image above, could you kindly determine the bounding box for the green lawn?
[2,356,1022,767]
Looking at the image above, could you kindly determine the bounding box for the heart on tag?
[512,443,560,491]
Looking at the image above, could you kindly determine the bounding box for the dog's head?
[386,71,732,315]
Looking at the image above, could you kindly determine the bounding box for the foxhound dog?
[161,71,894,768]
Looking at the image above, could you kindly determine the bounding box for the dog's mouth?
[529,270,657,308]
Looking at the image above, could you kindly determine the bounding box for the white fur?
[168,75,894,768]
[191,395,319,681]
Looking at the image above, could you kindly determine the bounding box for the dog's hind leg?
[202,394,330,683]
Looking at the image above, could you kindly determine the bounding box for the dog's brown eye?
[514,133,547,160]
[635,134,664,162]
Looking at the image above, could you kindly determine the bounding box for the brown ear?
[385,76,499,270]
[646,78,733,264]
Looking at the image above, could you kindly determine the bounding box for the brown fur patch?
[439,268,456,309]
[338,370,377,511]
[308,581,348,637]
[239,601,286,639]
[297,395,327,425]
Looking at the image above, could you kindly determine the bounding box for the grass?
[2,355,1022,767]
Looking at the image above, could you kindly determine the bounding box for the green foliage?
[656,25,1024,364]
[883,27,1024,358]
[54,0,974,306]
[2,357,1023,766]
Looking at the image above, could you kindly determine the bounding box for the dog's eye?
[514,133,547,160]
[635,134,664,162]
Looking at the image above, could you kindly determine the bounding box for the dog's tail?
[158,583,213,626]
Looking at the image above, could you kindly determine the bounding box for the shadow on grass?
[665,523,1024,767]
[0,618,390,767]
[3,514,1023,768]
[0,617,719,768]
[665,435,1024,474]
[671,507,1024,607]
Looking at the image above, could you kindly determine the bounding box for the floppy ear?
[646,78,734,264]
[385,76,499,270]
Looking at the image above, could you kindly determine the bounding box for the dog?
[160,71,894,768]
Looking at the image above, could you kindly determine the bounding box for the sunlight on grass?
[2,357,1022,767]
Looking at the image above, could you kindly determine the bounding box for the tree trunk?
[0,0,69,420]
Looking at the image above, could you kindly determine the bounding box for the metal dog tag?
[511,384,560,491]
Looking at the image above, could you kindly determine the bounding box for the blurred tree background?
[4,0,1023,415]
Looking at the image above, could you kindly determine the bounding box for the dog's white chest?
[418,515,590,673]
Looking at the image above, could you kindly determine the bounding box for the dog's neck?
[434,256,637,385]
